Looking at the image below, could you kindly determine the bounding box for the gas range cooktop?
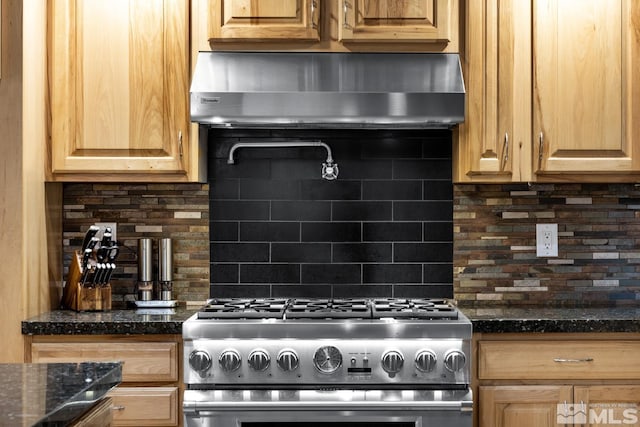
[196,297,460,320]
[183,297,471,388]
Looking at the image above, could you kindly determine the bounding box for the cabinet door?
[339,0,454,43]
[574,386,640,426]
[480,385,573,427]
[208,0,320,41]
[110,387,179,426]
[533,0,640,174]
[50,0,189,178]
[455,0,532,182]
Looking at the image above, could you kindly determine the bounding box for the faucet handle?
[322,162,339,180]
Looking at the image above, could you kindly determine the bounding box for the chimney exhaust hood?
[190,51,465,129]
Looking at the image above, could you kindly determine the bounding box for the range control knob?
[218,349,242,372]
[248,349,270,371]
[277,349,299,372]
[189,350,212,376]
[381,350,404,374]
[415,350,437,373]
[444,350,466,372]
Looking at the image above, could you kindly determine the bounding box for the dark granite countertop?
[22,306,640,336]
[464,306,640,334]
[22,307,198,335]
[0,362,121,426]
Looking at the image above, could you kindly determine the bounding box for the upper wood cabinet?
[339,0,455,43]
[533,0,640,176]
[455,0,640,183]
[49,0,194,181]
[208,0,320,41]
[455,0,532,182]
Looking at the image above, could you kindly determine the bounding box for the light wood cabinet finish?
[49,0,192,181]
[475,334,640,427]
[574,386,640,426]
[533,0,640,176]
[202,0,458,50]
[479,385,572,427]
[455,0,532,182]
[110,387,178,426]
[70,397,113,427]
[339,0,455,43]
[456,0,640,183]
[208,0,320,41]
[26,335,181,427]
[30,341,178,382]
[479,340,640,380]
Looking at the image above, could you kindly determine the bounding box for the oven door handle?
[185,400,473,413]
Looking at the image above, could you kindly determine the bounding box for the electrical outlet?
[95,222,117,243]
[536,223,558,257]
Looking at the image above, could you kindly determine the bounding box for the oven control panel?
[184,338,470,386]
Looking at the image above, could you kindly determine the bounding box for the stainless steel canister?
[157,238,172,300]
[137,238,153,301]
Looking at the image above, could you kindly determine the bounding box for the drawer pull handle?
[553,357,594,363]
[112,405,126,411]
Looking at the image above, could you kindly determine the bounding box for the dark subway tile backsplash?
[301,222,362,242]
[208,129,454,299]
[332,201,393,221]
[271,201,332,221]
[239,222,300,242]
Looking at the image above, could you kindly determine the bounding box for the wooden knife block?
[62,250,112,312]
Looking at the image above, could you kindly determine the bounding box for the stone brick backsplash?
[61,168,640,308]
[454,183,640,307]
[62,183,210,306]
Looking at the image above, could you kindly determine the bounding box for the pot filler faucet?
[226,141,339,181]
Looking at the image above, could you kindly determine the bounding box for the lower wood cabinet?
[25,335,181,427]
[475,334,640,427]
[110,387,178,426]
[70,397,114,427]
[479,385,571,427]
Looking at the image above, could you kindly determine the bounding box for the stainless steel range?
[183,298,473,427]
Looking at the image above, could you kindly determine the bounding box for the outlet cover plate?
[536,223,558,257]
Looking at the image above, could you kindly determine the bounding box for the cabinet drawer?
[109,387,178,426]
[70,397,113,427]
[30,341,178,382]
[479,340,640,380]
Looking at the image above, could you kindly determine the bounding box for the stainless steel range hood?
[190,51,465,129]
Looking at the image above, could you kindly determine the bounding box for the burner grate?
[285,298,371,319]
[196,298,460,320]
[371,298,458,320]
[198,298,288,319]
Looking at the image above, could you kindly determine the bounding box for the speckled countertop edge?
[21,307,198,335]
[463,307,640,333]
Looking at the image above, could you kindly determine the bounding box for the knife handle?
[107,245,119,262]
[104,263,116,285]
[95,263,106,285]
[96,246,109,263]
[87,237,100,251]
[100,231,112,247]
[81,225,100,251]
[79,249,93,285]
[91,264,102,286]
